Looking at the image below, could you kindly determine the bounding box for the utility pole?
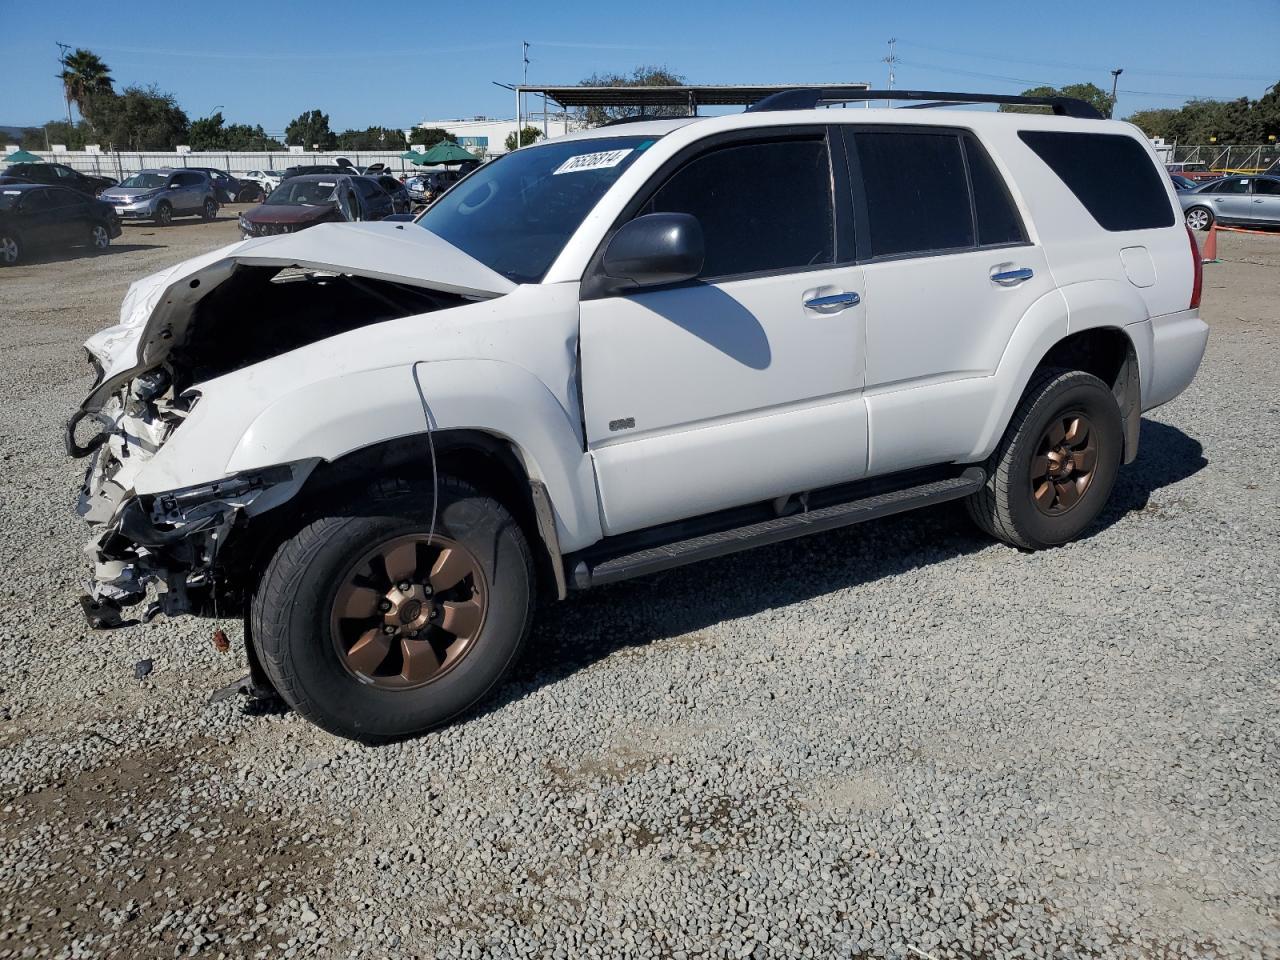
[882,38,899,108]
[56,41,72,124]
[1109,68,1124,119]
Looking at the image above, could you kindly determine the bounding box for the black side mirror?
[599,212,704,295]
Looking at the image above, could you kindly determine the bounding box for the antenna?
[882,37,899,107]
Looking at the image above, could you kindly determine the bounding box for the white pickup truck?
[69,89,1209,740]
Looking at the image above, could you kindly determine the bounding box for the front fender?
[217,358,602,553]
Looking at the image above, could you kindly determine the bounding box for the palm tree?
[58,49,114,123]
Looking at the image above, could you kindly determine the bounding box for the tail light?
[1186,224,1203,310]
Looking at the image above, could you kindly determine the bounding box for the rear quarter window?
[1018,131,1174,231]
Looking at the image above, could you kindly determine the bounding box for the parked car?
[239,169,285,195]
[237,174,394,237]
[0,183,121,265]
[185,167,247,204]
[281,161,356,180]
[100,169,219,225]
[374,174,411,214]
[1169,173,1198,192]
[1181,175,1280,230]
[0,161,116,197]
[406,170,460,205]
[69,91,1207,741]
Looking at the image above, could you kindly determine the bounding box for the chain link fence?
[5,151,440,179]
[1167,144,1280,175]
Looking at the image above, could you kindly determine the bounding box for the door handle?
[990,267,1034,286]
[803,291,860,312]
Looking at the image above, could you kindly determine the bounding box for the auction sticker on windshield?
[553,149,633,175]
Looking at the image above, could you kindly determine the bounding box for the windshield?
[418,136,651,283]
[120,172,168,189]
[267,179,340,205]
[0,189,24,210]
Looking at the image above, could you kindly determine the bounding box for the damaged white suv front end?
[68,220,517,628]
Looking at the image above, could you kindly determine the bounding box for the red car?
[237,174,394,238]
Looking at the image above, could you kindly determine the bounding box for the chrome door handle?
[991,267,1034,286]
[804,291,860,311]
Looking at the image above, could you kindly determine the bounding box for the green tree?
[504,125,543,151]
[285,109,337,150]
[1125,108,1180,139]
[222,123,282,151]
[412,127,453,150]
[58,48,113,124]
[93,85,189,150]
[188,112,227,151]
[1000,82,1112,117]
[335,126,409,150]
[578,65,688,126]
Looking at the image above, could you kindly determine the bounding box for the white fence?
[5,150,443,179]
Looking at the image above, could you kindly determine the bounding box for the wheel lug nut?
[379,599,392,612]
[407,629,419,638]
[383,625,397,635]
[397,581,411,592]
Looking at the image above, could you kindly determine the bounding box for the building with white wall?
[414,114,577,157]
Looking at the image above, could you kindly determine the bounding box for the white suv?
[70,89,1209,741]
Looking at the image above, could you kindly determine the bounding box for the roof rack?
[746,88,1104,120]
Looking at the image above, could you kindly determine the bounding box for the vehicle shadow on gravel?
[480,418,1206,717]
[21,243,164,265]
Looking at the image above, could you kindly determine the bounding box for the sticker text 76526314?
[552,149,633,176]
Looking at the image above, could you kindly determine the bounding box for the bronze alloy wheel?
[1030,412,1098,516]
[330,534,488,690]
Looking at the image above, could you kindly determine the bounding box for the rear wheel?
[966,368,1123,550]
[1184,206,1213,231]
[0,233,19,266]
[154,202,173,226]
[251,476,535,741]
[88,223,110,252]
[202,198,218,221]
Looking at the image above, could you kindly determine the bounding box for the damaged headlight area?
[79,463,309,629]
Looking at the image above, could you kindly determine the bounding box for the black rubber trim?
[572,467,985,589]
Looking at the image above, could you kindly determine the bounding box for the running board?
[571,467,985,589]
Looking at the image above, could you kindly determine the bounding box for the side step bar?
[572,467,986,589]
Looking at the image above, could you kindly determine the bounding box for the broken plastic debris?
[134,659,153,679]
[212,628,230,653]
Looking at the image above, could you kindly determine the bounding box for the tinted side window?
[854,131,973,258]
[1207,178,1249,194]
[172,173,199,187]
[22,190,53,210]
[356,178,382,200]
[1018,131,1174,231]
[964,137,1027,247]
[1255,179,1280,196]
[644,138,834,278]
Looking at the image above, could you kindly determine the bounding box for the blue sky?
[2,0,1275,133]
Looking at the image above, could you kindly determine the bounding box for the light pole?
[1109,69,1123,119]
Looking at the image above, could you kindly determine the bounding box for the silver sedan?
[1180,175,1280,230]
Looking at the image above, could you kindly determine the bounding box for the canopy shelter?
[399,149,425,163]
[2,149,43,164]
[418,141,478,165]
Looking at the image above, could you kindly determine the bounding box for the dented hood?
[81,220,515,411]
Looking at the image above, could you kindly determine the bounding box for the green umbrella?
[417,141,477,166]
[399,149,425,163]
[3,149,43,164]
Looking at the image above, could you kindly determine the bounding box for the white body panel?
[581,266,867,534]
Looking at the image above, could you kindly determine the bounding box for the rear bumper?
[1144,308,1209,410]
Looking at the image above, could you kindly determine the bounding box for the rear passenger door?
[581,128,868,535]
[1251,177,1280,225]
[841,127,1055,476]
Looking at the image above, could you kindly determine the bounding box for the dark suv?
[0,162,116,197]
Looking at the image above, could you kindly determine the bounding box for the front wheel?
[250,476,535,741]
[154,202,173,226]
[966,368,1123,550]
[88,223,111,252]
[1184,206,1213,231]
[0,232,19,266]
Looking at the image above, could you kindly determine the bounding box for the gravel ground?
[0,215,1277,960]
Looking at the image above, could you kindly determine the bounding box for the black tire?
[0,232,19,266]
[154,201,173,226]
[966,367,1123,550]
[202,198,218,221]
[88,222,111,253]
[1184,205,1213,231]
[250,475,535,741]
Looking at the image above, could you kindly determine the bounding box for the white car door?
[580,129,869,536]
[841,127,1055,475]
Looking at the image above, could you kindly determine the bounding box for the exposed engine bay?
[71,265,476,628]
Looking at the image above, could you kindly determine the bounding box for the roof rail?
[746,88,1104,120]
